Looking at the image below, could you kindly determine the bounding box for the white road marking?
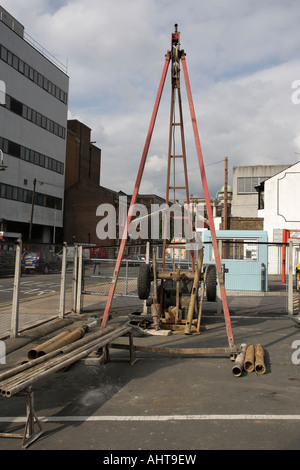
[1,414,300,423]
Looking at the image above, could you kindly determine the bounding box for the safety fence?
[81,241,300,296]
[1,239,299,338]
[0,241,74,338]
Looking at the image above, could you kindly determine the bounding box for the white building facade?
[257,161,300,274]
[260,161,300,239]
[231,164,291,218]
[0,6,69,243]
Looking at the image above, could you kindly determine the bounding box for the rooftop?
[0,5,68,74]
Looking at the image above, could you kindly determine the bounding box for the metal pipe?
[0,327,114,383]
[1,328,120,393]
[255,344,266,375]
[185,249,203,334]
[27,327,86,360]
[111,343,231,355]
[244,344,255,372]
[157,271,195,280]
[0,326,131,397]
[197,265,208,333]
[232,343,247,377]
[27,331,72,360]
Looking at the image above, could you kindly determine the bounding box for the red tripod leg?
[181,53,236,352]
[100,54,171,330]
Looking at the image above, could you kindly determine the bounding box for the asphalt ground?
[0,291,299,453]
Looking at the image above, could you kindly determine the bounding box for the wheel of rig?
[137,264,151,300]
[206,264,217,302]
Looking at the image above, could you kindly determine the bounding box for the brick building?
[63,120,122,248]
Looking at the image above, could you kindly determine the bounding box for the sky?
[1,0,300,202]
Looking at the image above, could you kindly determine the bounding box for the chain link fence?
[1,239,299,338]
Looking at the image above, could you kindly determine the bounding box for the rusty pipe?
[157,271,195,280]
[27,330,72,360]
[255,344,266,375]
[232,343,247,377]
[0,326,131,397]
[0,327,114,383]
[244,344,255,372]
[1,329,118,393]
[151,303,161,330]
[27,327,86,360]
[5,325,132,397]
[185,249,203,334]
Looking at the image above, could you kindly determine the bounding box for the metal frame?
[100,25,237,357]
[0,386,43,449]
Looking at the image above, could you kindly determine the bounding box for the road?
[0,271,74,307]
[0,261,141,307]
[1,314,300,451]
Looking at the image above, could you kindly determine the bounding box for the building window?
[210,238,258,261]
[0,44,68,104]
[0,182,62,210]
[0,135,64,174]
[2,93,66,139]
[237,177,268,194]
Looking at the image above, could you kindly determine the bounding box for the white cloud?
[145,155,167,173]
[1,0,300,200]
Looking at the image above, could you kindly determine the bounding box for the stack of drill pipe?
[243,344,266,375]
[27,327,86,360]
[232,343,247,377]
[254,344,266,375]
[0,325,130,397]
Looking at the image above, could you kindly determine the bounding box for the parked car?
[22,251,62,274]
[0,250,24,277]
[121,254,145,266]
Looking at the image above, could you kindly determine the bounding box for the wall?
[231,164,291,218]
[263,162,300,240]
[203,230,268,291]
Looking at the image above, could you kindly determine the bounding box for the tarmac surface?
[0,289,300,452]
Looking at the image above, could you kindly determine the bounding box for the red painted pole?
[181,53,235,351]
[100,54,171,329]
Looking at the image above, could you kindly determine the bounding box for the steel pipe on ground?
[232,343,247,377]
[0,327,115,383]
[244,344,255,372]
[0,326,130,397]
[255,344,266,375]
[27,327,86,360]
[0,327,128,395]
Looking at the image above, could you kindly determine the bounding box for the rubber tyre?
[137,264,151,300]
[206,264,217,302]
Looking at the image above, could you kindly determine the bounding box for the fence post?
[217,240,222,314]
[142,242,150,314]
[59,242,67,318]
[11,238,22,338]
[125,261,129,295]
[71,245,78,312]
[76,245,83,314]
[288,240,294,316]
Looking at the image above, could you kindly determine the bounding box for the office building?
[0,6,69,243]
